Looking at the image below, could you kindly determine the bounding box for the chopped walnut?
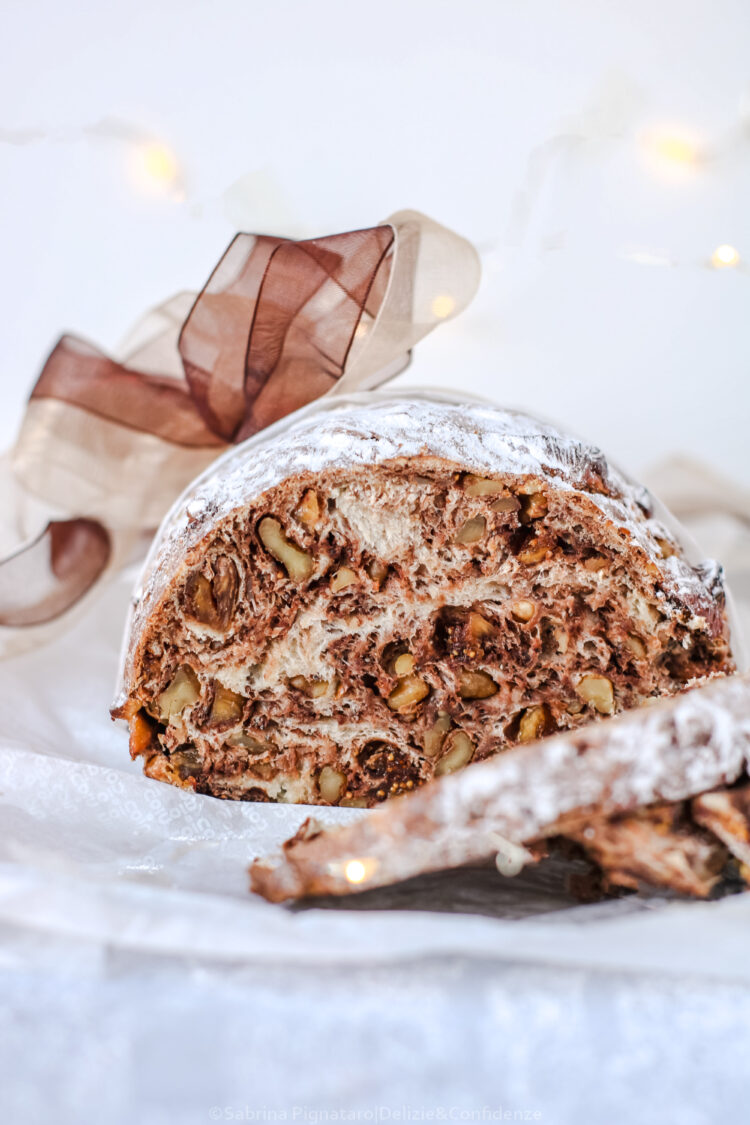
[318,766,346,803]
[331,567,358,592]
[157,665,200,721]
[454,516,486,544]
[435,730,474,775]
[459,669,498,699]
[185,556,239,631]
[258,517,313,581]
[209,683,245,723]
[576,674,615,715]
[295,490,321,528]
[423,713,452,757]
[387,675,430,711]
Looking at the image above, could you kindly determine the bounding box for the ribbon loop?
[2,210,479,646]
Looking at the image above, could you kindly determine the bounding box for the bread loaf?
[112,393,735,807]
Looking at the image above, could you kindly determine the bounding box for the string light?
[129,140,183,197]
[711,243,740,269]
[343,858,378,884]
[431,294,456,319]
[639,127,703,177]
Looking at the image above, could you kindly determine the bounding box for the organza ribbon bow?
[0,210,479,649]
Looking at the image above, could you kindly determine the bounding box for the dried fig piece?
[518,703,554,742]
[171,745,202,780]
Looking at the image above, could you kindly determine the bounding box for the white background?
[2,0,749,483]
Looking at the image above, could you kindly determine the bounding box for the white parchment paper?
[2,441,750,982]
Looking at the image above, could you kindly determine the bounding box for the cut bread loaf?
[112,393,736,806]
[249,672,750,902]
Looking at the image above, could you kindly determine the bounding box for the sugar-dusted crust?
[112,391,735,806]
[249,673,750,902]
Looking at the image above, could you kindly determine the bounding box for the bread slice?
[249,673,750,902]
[112,394,735,806]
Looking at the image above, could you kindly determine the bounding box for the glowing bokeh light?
[129,140,183,197]
[711,244,740,269]
[344,860,368,884]
[431,294,456,319]
[639,127,702,177]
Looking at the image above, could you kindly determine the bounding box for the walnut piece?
[227,731,269,753]
[459,669,498,699]
[518,704,550,742]
[510,599,535,623]
[468,612,493,638]
[319,766,346,803]
[387,675,430,711]
[295,489,320,528]
[157,665,200,721]
[454,516,486,544]
[435,730,474,775]
[423,713,452,757]
[331,567,358,592]
[185,556,239,631]
[625,633,647,659]
[289,675,333,699]
[517,538,549,565]
[209,683,245,723]
[520,492,548,521]
[464,475,506,496]
[576,674,615,714]
[367,559,389,585]
[258,517,313,581]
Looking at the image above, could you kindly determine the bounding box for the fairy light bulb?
[711,244,740,269]
[639,127,702,177]
[344,860,368,884]
[651,134,699,165]
[431,294,456,319]
[130,140,183,197]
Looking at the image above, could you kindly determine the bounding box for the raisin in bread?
[112,392,736,805]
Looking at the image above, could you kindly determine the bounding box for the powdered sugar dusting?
[116,390,731,703]
[250,673,750,901]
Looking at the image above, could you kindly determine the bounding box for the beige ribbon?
[0,210,479,651]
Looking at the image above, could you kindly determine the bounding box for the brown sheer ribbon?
[2,210,479,636]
